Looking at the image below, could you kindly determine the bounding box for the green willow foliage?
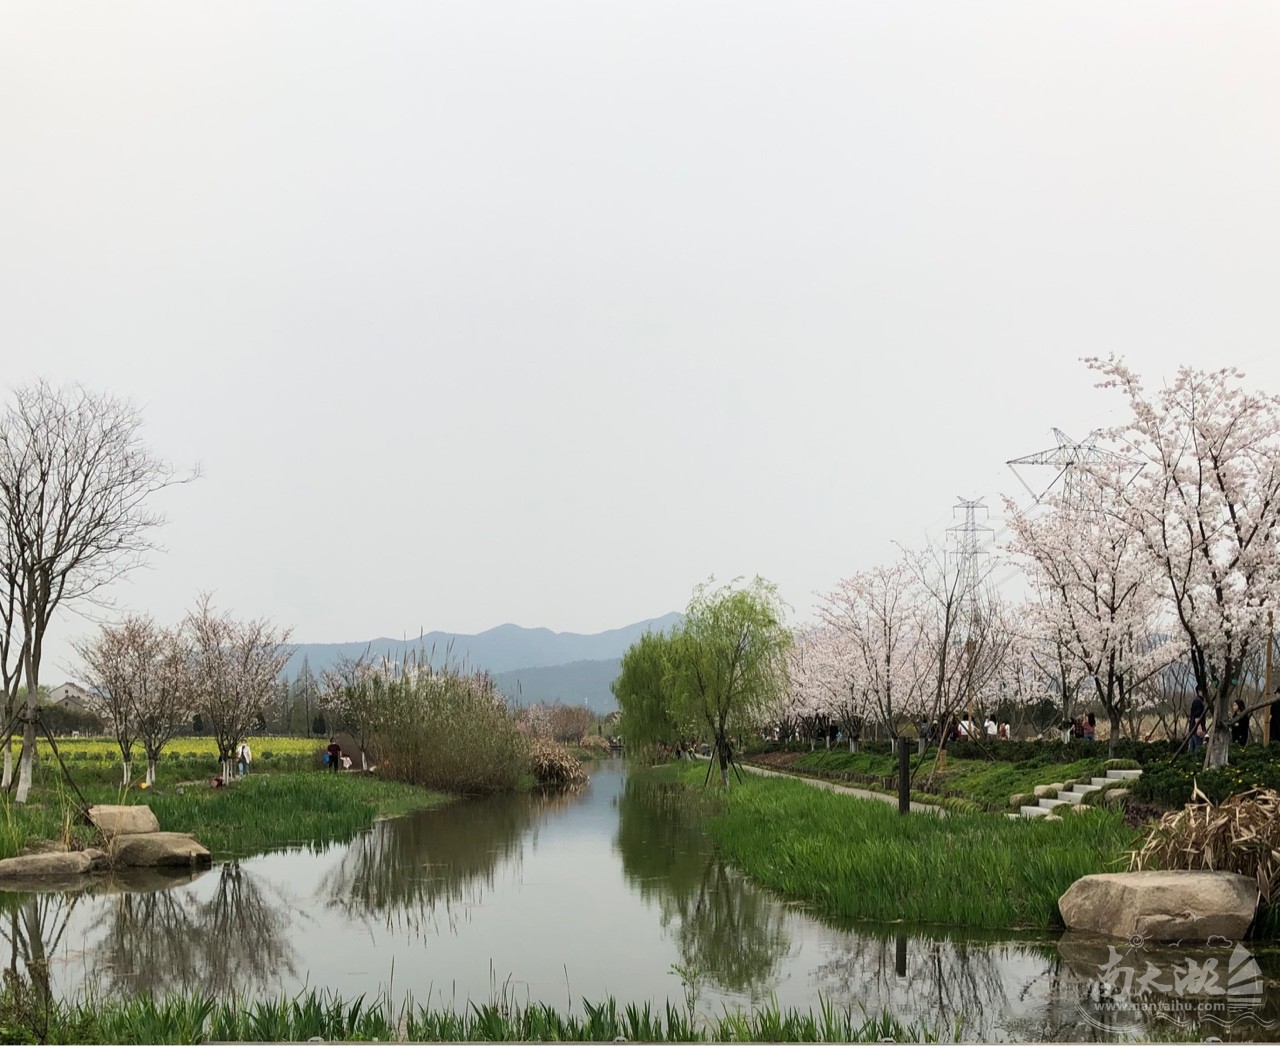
[614,578,791,784]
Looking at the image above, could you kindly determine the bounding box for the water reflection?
[320,791,540,937]
[615,776,790,1001]
[79,862,298,996]
[0,891,82,1006]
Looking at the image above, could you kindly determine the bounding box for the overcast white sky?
[4,3,1280,677]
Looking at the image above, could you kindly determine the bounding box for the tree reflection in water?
[320,789,553,938]
[0,890,83,1008]
[84,863,298,997]
[614,776,790,1002]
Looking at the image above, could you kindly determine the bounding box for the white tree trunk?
[14,721,35,805]
[147,759,157,786]
[2,741,12,789]
[121,758,131,788]
[849,738,857,754]
[222,757,234,782]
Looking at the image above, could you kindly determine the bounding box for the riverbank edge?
[657,761,1140,932]
[0,772,454,866]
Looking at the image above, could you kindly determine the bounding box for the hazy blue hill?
[492,659,624,713]
[283,612,682,680]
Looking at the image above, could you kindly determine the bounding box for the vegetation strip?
[0,764,448,862]
[0,985,938,1044]
[666,763,1138,930]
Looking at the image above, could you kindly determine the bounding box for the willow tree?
[668,577,791,787]
[612,629,682,750]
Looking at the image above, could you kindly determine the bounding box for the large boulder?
[0,848,108,881]
[109,832,212,869]
[1059,870,1259,941]
[88,804,161,837]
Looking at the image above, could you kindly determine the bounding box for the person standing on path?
[237,741,252,778]
[327,737,342,772]
[1188,687,1208,753]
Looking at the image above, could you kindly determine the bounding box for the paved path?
[719,758,947,816]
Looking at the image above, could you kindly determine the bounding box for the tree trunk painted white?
[1206,722,1230,769]
[849,738,858,754]
[147,758,157,786]
[121,758,132,788]
[2,742,12,789]
[14,720,35,804]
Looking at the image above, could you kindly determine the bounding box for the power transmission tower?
[947,496,993,616]
[1006,428,1136,504]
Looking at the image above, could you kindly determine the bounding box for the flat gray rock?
[1059,870,1258,941]
[109,831,212,868]
[0,848,108,880]
[88,804,161,836]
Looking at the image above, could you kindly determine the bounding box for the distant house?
[47,682,91,715]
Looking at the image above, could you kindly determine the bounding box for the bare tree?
[0,520,24,786]
[0,381,190,802]
[185,595,291,781]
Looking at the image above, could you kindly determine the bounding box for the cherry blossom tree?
[819,563,926,746]
[79,615,194,787]
[1086,358,1280,767]
[186,595,291,781]
[1006,473,1178,756]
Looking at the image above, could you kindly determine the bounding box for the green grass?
[668,763,1138,930]
[0,759,448,861]
[0,982,940,1044]
[143,772,450,858]
[781,749,1110,810]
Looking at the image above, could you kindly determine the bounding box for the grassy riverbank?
[665,763,1138,930]
[754,747,1114,811]
[0,762,447,861]
[0,984,939,1044]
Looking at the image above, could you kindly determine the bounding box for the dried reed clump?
[529,738,587,788]
[578,733,612,754]
[1129,785,1280,905]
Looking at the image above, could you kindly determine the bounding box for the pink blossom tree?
[1087,358,1280,767]
[1006,473,1178,757]
[819,563,927,748]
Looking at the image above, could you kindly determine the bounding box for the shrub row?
[1131,747,1280,807]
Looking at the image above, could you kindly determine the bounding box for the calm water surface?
[6,760,1279,1041]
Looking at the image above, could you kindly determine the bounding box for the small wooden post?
[898,739,910,815]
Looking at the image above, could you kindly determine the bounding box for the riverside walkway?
[698,755,946,815]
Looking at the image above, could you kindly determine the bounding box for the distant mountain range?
[283,612,683,714]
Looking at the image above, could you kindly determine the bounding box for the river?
[4,759,1277,1041]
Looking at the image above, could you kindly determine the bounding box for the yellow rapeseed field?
[36,735,320,762]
